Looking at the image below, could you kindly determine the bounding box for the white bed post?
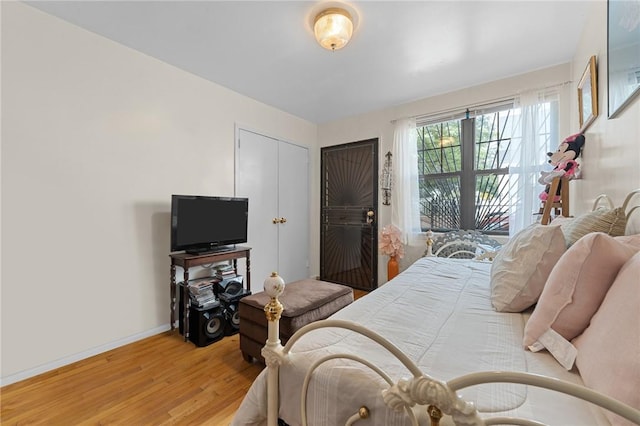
[262,272,286,426]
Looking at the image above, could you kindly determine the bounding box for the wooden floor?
[1,331,262,425]
[0,289,368,425]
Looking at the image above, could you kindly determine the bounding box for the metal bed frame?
[259,273,640,426]
[254,189,640,426]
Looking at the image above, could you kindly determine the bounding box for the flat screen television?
[171,195,248,254]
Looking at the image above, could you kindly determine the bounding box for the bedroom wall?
[317,1,640,282]
[4,0,637,387]
[317,64,573,282]
[570,0,640,211]
[0,2,317,384]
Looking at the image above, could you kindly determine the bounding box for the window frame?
[416,103,515,235]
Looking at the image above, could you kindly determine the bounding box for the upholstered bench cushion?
[239,279,353,362]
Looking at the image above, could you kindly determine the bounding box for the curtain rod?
[390,80,572,124]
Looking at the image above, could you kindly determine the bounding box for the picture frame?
[607,0,640,118]
[578,55,598,132]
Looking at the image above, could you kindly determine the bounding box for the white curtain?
[508,90,559,235]
[391,117,421,245]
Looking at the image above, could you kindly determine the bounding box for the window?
[417,100,558,235]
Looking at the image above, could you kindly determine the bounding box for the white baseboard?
[0,324,171,387]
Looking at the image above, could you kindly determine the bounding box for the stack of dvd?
[187,279,217,308]
[214,263,236,280]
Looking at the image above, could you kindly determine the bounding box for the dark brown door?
[320,139,378,290]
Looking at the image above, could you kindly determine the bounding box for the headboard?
[592,189,640,235]
[423,230,501,260]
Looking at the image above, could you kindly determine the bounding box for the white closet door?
[278,141,309,282]
[236,129,279,286]
[236,128,309,286]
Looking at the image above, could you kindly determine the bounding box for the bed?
[231,190,640,426]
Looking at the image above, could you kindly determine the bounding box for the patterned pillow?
[561,207,626,246]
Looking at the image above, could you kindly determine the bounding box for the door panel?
[278,141,309,282]
[237,129,309,285]
[320,139,378,290]
[237,129,279,284]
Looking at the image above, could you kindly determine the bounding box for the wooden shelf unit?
[169,246,251,342]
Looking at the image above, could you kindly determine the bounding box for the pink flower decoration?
[378,224,405,258]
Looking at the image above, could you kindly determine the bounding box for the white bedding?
[232,257,610,425]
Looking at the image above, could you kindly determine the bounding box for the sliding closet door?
[320,139,378,290]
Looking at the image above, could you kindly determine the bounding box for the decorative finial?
[425,230,434,257]
[264,272,285,298]
[358,406,370,419]
[263,272,285,322]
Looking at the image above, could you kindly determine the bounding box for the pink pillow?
[573,252,640,426]
[523,232,640,347]
[615,234,640,249]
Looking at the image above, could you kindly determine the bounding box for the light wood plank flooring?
[1,331,262,425]
[1,289,368,425]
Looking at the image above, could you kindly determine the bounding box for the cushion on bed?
[550,216,574,226]
[561,207,627,246]
[523,233,640,348]
[615,234,640,248]
[572,251,640,426]
[490,224,566,312]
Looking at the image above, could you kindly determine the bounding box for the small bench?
[239,279,354,363]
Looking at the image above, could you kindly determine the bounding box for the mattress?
[232,257,610,425]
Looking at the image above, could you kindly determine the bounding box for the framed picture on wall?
[578,55,598,131]
[607,0,640,118]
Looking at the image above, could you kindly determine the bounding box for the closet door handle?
[279,217,287,224]
[272,218,279,224]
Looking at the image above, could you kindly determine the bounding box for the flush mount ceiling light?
[313,7,354,51]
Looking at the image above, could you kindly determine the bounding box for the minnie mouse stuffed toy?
[539,133,585,202]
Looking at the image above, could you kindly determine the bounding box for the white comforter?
[232,257,609,425]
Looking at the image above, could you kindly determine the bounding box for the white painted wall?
[317,64,574,282]
[570,0,640,211]
[316,2,640,282]
[1,3,317,384]
[3,0,639,386]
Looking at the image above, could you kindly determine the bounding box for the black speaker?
[187,302,225,347]
[220,289,251,336]
[215,275,244,297]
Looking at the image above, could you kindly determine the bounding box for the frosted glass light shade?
[314,8,353,51]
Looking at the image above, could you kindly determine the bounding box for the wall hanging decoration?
[380,151,392,206]
[578,55,598,131]
[607,0,640,118]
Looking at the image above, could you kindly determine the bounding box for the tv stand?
[169,246,251,342]
[185,245,235,255]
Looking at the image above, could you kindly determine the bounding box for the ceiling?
[25,1,590,124]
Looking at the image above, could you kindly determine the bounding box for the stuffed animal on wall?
[539,133,585,202]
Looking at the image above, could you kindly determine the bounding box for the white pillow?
[491,224,566,312]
